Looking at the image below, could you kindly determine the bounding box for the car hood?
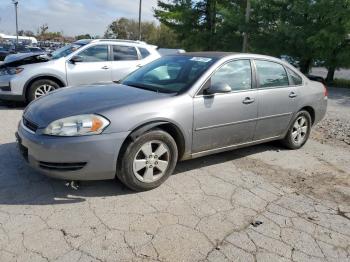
[1,52,49,68]
[24,83,171,128]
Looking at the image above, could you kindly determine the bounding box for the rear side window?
[287,68,303,85]
[78,45,108,62]
[139,48,151,59]
[112,45,138,61]
[255,60,289,88]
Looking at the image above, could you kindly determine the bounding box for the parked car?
[0,39,160,102]
[0,45,15,61]
[16,52,327,191]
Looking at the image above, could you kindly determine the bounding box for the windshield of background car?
[122,55,217,94]
[50,43,84,59]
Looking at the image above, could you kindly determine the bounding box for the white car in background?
[0,39,160,102]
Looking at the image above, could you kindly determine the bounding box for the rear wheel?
[27,79,60,102]
[117,130,178,191]
[282,110,311,149]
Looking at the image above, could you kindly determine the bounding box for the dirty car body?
[16,52,327,191]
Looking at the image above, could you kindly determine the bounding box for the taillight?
[323,84,328,97]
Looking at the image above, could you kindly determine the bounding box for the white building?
[0,33,38,45]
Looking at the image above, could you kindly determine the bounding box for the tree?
[250,0,350,75]
[154,0,245,51]
[104,17,179,48]
[75,34,92,40]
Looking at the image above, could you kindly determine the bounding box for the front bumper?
[0,74,26,101]
[17,122,130,180]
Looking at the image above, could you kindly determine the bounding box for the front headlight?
[43,114,110,136]
[0,67,24,76]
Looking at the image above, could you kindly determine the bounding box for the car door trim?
[195,112,292,131]
[191,135,281,158]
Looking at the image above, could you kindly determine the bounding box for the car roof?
[177,52,239,59]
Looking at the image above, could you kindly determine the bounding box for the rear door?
[110,45,141,81]
[253,60,301,140]
[66,44,112,86]
[192,59,258,153]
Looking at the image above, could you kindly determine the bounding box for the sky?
[0,0,159,37]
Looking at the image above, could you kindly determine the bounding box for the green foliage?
[154,0,350,76]
[104,17,179,48]
[75,34,92,40]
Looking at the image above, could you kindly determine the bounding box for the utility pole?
[138,0,142,40]
[242,0,251,53]
[12,0,19,49]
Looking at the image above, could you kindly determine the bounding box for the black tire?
[117,129,178,191]
[282,110,312,149]
[27,79,60,102]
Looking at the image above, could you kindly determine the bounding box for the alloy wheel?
[291,116,308,145]
[133,140,170,183]
[34,84,55,98]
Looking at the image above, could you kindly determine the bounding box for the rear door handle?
[101,66,110,70]
[289,92,297,98]
[242,97,255,104]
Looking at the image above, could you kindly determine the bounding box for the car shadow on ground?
[0,100,26,110]
[0,141,285,206]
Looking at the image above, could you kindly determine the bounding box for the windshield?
[50,43,84,59]
[122,55,217,94]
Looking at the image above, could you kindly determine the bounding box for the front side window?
[51,43,84,60]
[122,55,217,93]
[211,60,252,91]
[78,45,108,62]
[287,68,303,85]
[255,60,289,88]
[112,45,138,61]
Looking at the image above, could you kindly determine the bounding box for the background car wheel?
[27,79,60,102]
[117,129,178,191]
[282,110,312,149]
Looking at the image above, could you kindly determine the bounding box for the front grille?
[39,161,87,171]
[23,117,38,133]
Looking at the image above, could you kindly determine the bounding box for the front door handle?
[136,64,143,68]
[242,97,255,104]
[101,66,110,70]
[289,92,297,98]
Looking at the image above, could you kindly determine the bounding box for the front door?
[66,44,112,86]
[192,59,258,153]
[253,59,300,140]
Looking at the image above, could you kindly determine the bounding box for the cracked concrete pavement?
[0,87,349,262]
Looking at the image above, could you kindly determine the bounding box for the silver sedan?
[16,52,327,191]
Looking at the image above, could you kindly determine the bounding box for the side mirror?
[70,55,83,64]
[204,82,231,95]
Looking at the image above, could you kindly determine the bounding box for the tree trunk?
[326,66,336,83]
[299,58,312,74]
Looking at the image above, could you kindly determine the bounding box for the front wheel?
[282,110,312,149]
[27,79,60,102]
[117,130,178,191]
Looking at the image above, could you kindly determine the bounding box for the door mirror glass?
[70,55,83,64]
[205,82,232,95]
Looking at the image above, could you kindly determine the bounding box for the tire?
[27,79,60,102]
[117,129,178,191]
[282,110,312,149]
